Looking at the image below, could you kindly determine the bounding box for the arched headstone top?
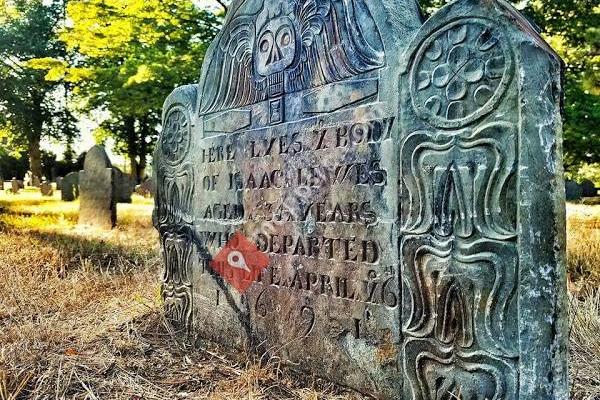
[84,145,112,172]
[195,0,423,129]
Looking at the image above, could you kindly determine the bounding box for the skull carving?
[255,16,297,77]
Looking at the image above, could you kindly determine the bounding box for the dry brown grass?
[0,192,598,399]
[0,191,356,399]
[567,204,600,400]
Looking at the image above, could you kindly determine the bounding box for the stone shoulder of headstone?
[78,145,116,229]
[152,0,568,398]
[56,177,64,191]
[112,167,136,203]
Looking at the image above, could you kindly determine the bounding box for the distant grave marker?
[78,145,116,229]
[40,181,53,197]
[565,180,583,201]
[580,179,598,198]
[154,0,569,398]
[135,178,155,198]
[61,172,79,202]
[10,178,20,194]
[113,167,136,203]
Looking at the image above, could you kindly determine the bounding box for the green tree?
[49,0,221,181]
[0,0,78,184]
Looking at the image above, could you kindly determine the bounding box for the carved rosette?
[401,12,519,400]
[161,106,192,165]
[409,18,513,129]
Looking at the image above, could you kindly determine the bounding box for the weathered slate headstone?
[61,172,79,201]
[113,167,136,203]
[154,0,568,398]
[40,181,53,197]
[79,145,116,229]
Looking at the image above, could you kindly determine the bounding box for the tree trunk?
[124,116,139,179]
[29,133,42,186]
[29,92,44,186]
[137,116,150,182]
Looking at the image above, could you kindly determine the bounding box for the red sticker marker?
[210,231,270,293]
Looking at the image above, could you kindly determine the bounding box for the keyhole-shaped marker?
[227,250,251,273]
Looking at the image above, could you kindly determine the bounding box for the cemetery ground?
[0,190,598,400]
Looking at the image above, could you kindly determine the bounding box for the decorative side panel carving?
[161,229,194,333]
[399,6,533,400]
[154,85,198,337]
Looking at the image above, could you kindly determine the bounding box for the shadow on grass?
[3,226,159,276]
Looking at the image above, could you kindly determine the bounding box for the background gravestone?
[580,179,598,198]
[113,167,136,203]
[61,172,79,201]
[565,180,583,201]
[78,145,116,229]
[10,179,20,194]
[40,181,53,197]
[153,0,568,398]
[135,177,155,198]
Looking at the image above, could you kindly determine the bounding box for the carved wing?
[285,0,385,92]
[199,14,268,115]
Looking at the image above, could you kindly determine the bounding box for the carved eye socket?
[280,31,291,47]
[260,38,270,53]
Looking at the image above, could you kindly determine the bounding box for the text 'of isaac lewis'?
[153,0,569,399]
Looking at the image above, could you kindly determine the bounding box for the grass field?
[0,189,598,399]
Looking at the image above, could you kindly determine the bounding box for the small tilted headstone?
[78,145,116,229]
[40,181,53,197]
[580,179,598,198]
[565,180,583,201]
[153,0,569,398]
[10,178,20,194]
[61,172,79,201]
[135,177,155,198]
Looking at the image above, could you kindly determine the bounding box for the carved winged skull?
[199,0,385,115]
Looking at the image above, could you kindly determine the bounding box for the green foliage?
[54,0,221,180]
[0,147,28,180]
[0,0,78,178]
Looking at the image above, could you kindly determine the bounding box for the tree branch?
[214,0,228,14]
